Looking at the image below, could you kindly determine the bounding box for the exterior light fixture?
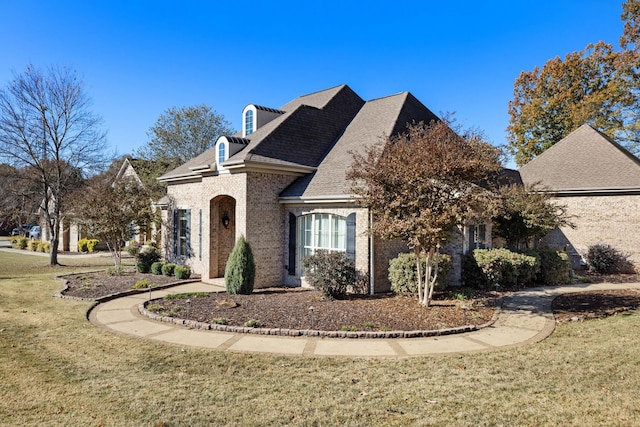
[222,212,230,229]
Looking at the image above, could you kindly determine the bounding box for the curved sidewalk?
[88,281,640,358]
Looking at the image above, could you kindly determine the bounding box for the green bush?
[388,252,452,296]
[463,248,539,289]
[174,265,191,279]
[106,265,126,276]
[151,261,164,275]
[28,240,39,251]
[528,248,572,284]
[302,250,355,299]
[127,241,141,256]
[38,241,50,253]
[132,279,150,289]
[136,248,161,273]
[87,239,99,252]
[77,238,89,252]
[161,263,176,276]
[586,243,630,274]
[225,235,256,295]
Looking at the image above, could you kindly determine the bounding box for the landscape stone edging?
[137,295,504,339]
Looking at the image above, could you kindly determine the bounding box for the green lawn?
[1,247,639,426]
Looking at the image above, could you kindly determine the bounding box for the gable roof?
[280,92,439,200]
[159,85,365,180]
[519,124,640,194]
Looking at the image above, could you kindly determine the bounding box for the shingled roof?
[159,85,365,180]
[280,92,439,200]
[519,124,640,194]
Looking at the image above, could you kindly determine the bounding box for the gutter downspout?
[369,211,375,296]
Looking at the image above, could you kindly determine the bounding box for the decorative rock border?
[138,297,501,339]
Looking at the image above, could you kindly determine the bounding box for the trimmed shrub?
[126,241,141,256]
[225,235,256,295]
[151,261,164,275]
[132,279,150,289]
[77,238,89,252]
[38,241,50,253]
[11,236,28,249]
[388,252,453,296]
[586,243,630,274]
[529,248,572,284]
[86,239,99,253]
[463,248,539,289]
[106,265,126,276]
[28,240,39,251]
[302,250,356,299]
[174,265,191,280]
[162,263,176,277]
[136,248,161,273]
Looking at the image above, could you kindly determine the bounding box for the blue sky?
[0,1,627,166]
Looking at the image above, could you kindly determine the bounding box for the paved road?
[88,280,640,358]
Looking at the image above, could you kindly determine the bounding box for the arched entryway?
[209,195,236,278]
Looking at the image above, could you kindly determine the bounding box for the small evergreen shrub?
[302,250,356,299]
[225,235,256,295]
[132,279,150,289]
[106,265,126,276]
[586,243,630,274]
[161,263,176,277]
[38,241,50,253]
[15,236,28,250]
[174,265,191,279]
[388,252,452,295]
[136,248,161,273]
[28,240,39,251]
[463,248,539,289]
[528,248,572,284]
[77,238,89,252]
[126,241,141,256]
[87,239,99,253]
[151,261,164,275]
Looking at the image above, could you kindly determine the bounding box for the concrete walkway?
[88,281,640,358]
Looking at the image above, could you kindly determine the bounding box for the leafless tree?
[0,65,106,265]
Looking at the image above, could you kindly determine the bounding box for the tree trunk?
[421,247,440,307]
[49,216,59,266]
[414,246,423,304]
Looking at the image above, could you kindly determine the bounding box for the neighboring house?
[40,157,160,251]
[519,124,640,269]
[159,84,491,292]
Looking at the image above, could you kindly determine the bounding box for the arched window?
[218,142,226,163]
[244,110,254,136]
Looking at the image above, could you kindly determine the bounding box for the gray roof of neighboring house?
[159,85,365,180]
[280,92,439,199]
[519,124,640,192]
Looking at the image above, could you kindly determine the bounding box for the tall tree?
[136,104,234,168]
[508,1,640,166]
[507,42,634,166]
[348,121,502,307]
[0,65,106,265]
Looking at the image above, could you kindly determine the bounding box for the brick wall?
[542,194,640,269]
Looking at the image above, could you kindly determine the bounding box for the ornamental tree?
[348,120,502,306]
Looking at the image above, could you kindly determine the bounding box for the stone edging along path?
[137,299,501,339]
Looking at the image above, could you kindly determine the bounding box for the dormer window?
[244,110,254,136]
[218,142,226,163]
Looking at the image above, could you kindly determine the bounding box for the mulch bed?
[60,270,182,299]
[61,270,640,331]
[149,288,499,332]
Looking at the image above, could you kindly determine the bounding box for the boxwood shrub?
[151,261,164,275]
[388,252,452,296]
[162,263,176,277]
[174,265,191,280]
[463,248,539,289]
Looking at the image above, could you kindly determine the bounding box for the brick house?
[519,124,640,269]
[158,85,490,292]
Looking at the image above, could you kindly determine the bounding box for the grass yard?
[1,245,639,426]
